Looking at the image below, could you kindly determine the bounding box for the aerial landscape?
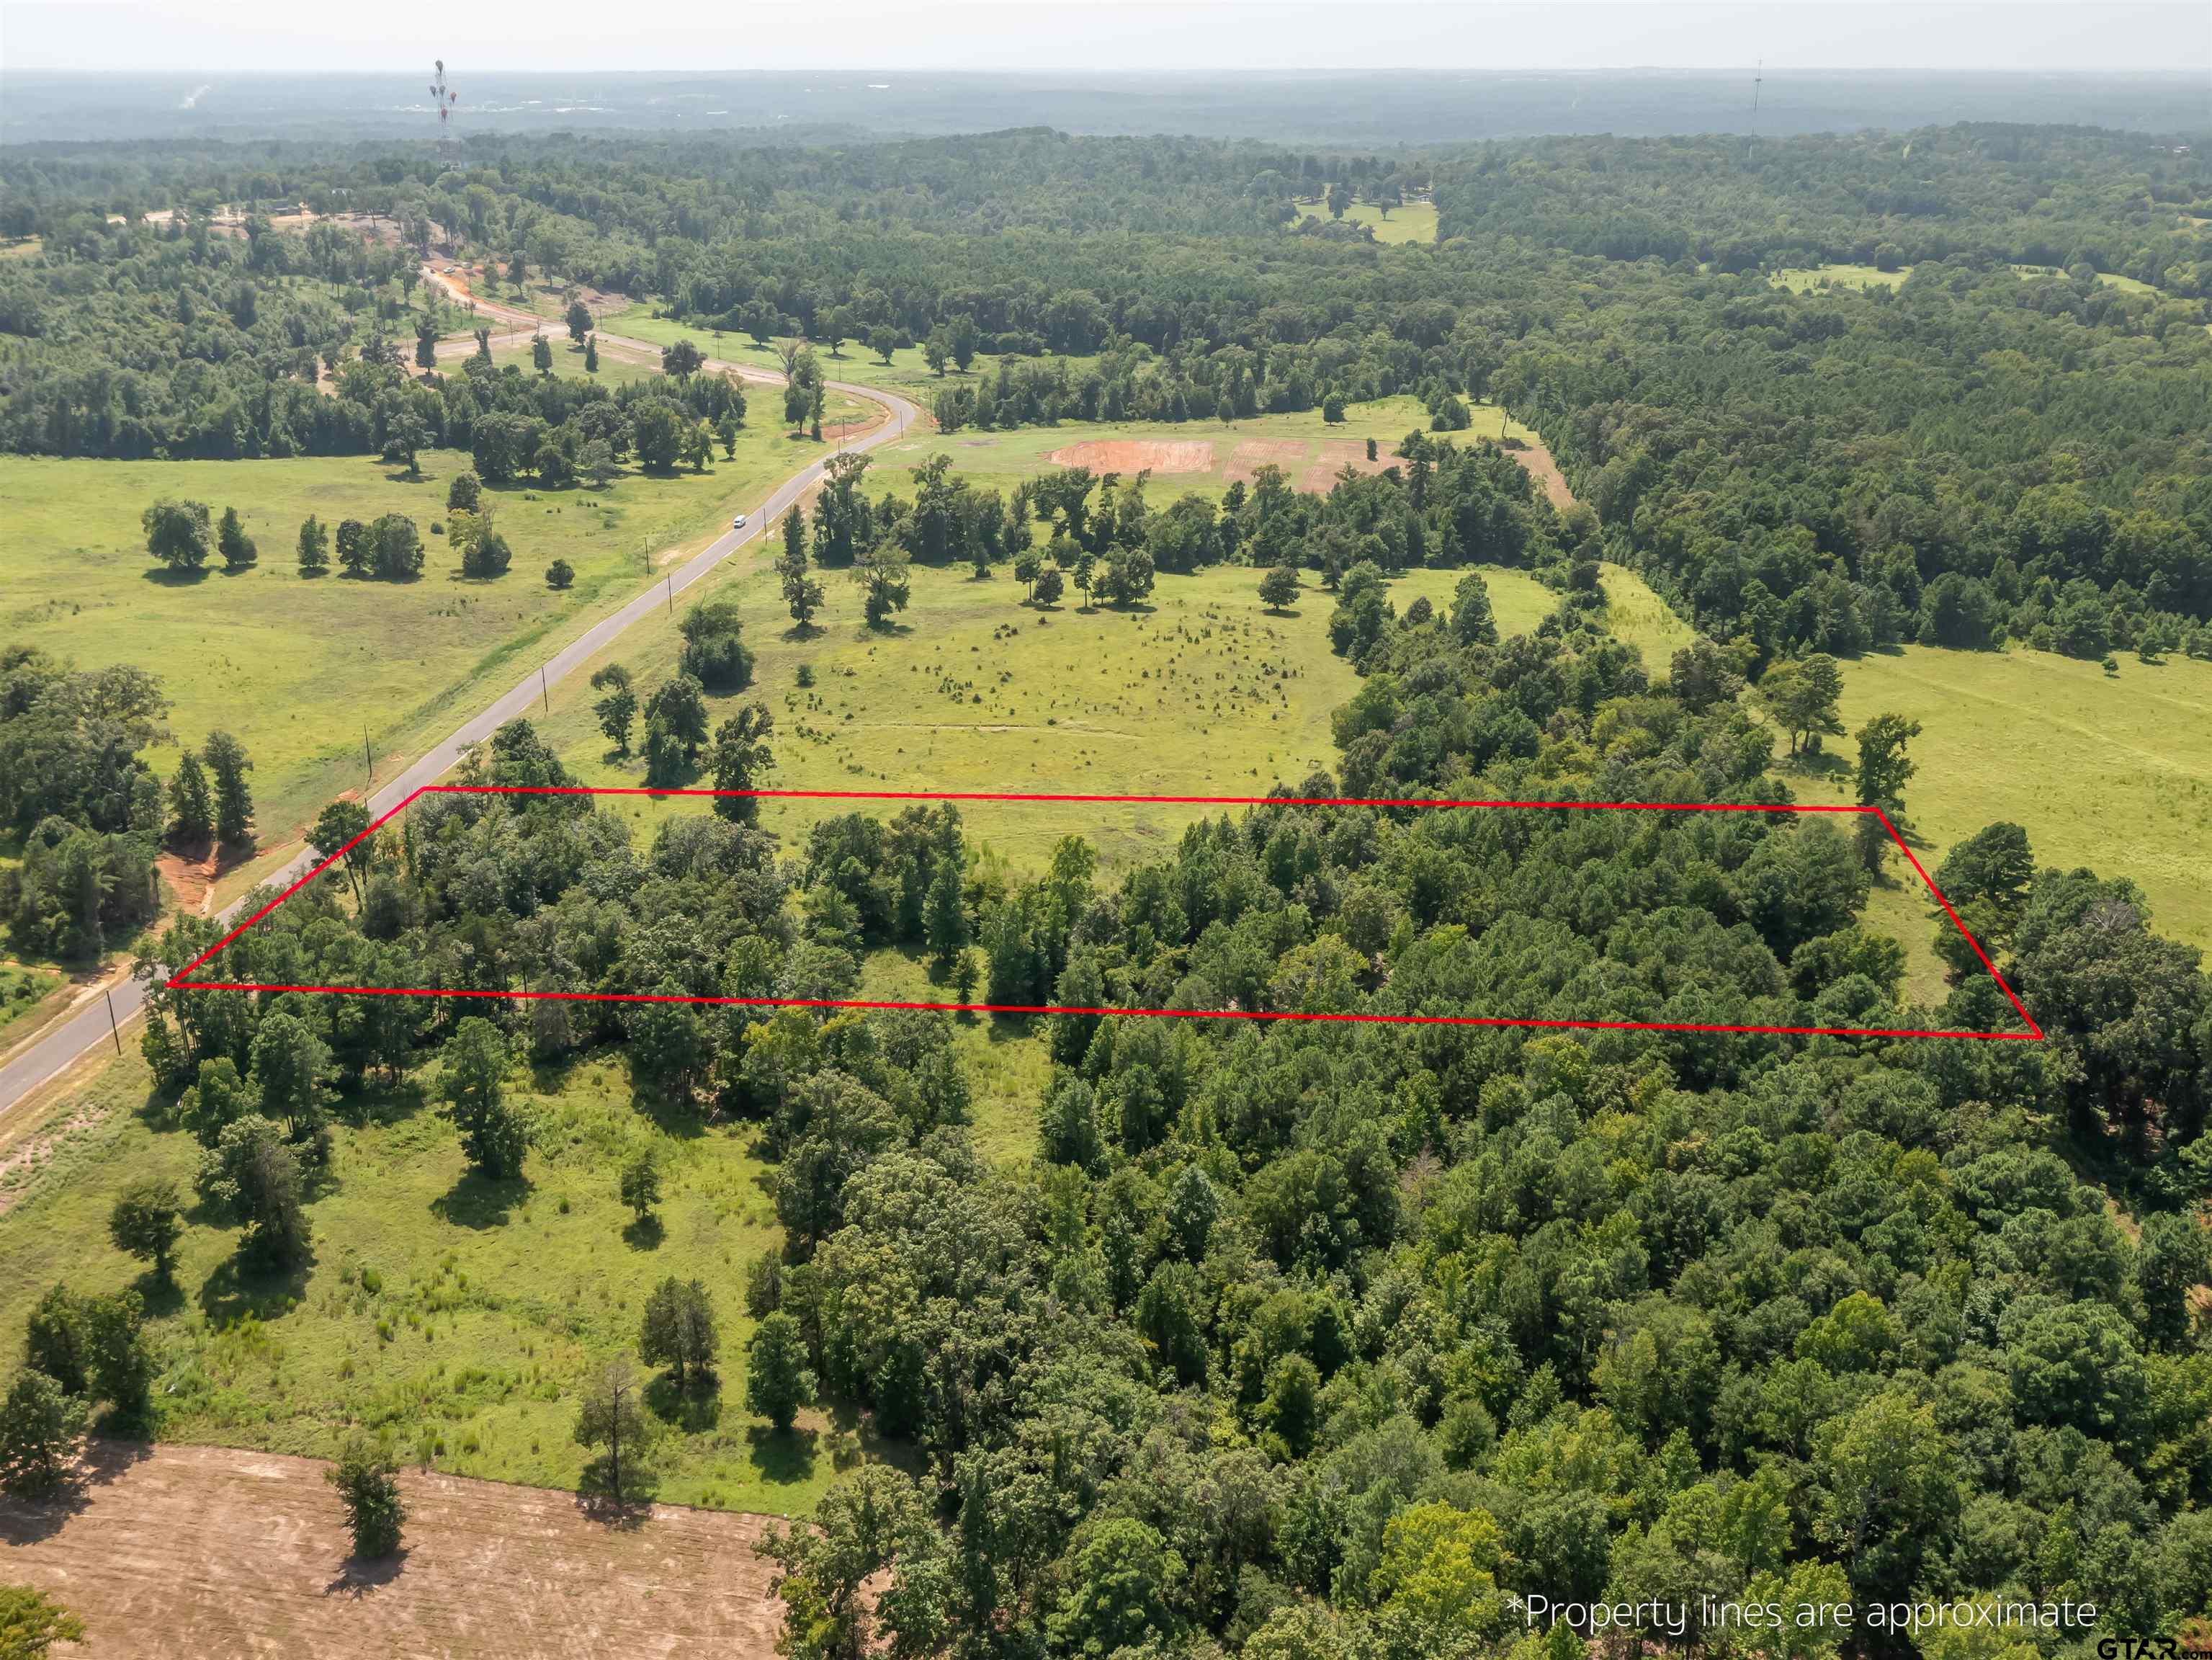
[1,3,2209,1656]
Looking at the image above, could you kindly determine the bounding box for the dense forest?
[128,540,2212,1654]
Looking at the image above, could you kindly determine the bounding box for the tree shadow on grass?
[645,1374,722,1432]
[197,1249,315,1327]
[622,1213,665,1251]
[325,1549,410,1597]
[131,1269,187,1320]
[0,1437,152,1546]
[431,1169,531,1231]
[746,1424,819,1486]
[141,566,210,587]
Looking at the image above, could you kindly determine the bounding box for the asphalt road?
[0,325,918,1119]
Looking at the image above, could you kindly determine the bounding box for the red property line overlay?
[166,784,2043,1043]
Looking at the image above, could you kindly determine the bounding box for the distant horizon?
[4,2,2206,76]
[6,66,2207,79]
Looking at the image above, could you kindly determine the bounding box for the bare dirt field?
[0,1442,788,1659]
[1044,438,1216,473]
[1222,439,1307,485]
[1299,439,1402,491]
[1506,441,1577,510]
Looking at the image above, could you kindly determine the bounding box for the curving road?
[0,297,918,1118]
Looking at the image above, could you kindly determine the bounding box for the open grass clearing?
[1293,197,1439,244]
[1772,263,1911,292]
[0,432,853,888]
[539,556,1382,873]
[869,397,1531,499]
[1773,262,2170,298]
[1791,645,2212,954]
[485,339,662,387]
[600,302,1113,412]
[0,1043,895,1517]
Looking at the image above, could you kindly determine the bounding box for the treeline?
[1436,126,2211,290]
[1500,251,2212,659]
[0,647,256,961]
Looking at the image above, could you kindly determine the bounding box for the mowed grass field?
[1797,645,2212,953]
[1293,197,1441,244]
[0,429,854,871]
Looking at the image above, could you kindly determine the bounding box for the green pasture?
[0,432,850,869]
[865,396,1529,499]
[1772,264,1911,293]
[485,339,662,387]
[537,552,1387,873]
[599,302,1111,411]
[1773,262,2167,298]
[1293,197,1440,245]
[1794,644,2212,955]
[0,1043,905,1517]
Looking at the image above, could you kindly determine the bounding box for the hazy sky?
[4,1,2208,75]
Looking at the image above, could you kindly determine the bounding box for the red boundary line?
[165,785,2043,1043]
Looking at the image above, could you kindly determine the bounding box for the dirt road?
[0,1442,787,1659]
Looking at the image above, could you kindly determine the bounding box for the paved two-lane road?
[0,336,918,1118]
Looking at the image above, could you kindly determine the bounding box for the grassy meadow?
[1293,197,1440,244]
[537,554,1384,873]
[0,1041,926,1517]
[1797,644,2212,953]
[1773,262,2171,298]
[863,395,1533,499]
[0,430,851,873]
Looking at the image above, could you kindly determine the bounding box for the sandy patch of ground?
[0,1441,789,1659]
[1506,441,1577,511]
[154,844,225,917]
[1044,439,1216,474]
[1222,439,1309,486]
[1299,439,1401,492]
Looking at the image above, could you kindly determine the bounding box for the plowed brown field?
[0,1441,786,1659]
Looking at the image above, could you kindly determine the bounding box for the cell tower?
[1745,59,1763,164]
[429,60,458,143]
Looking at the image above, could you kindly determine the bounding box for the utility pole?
[364,724,374,787]
[539,665,550,711]
[104,989,122,1056]
[665,575,673,613]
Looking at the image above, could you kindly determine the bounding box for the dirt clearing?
[1300,439,1401,492]
[1222,439,1307,485]
[1507,442,1577,510]
[1044,439,1215,473]
[1,1441,789,1659]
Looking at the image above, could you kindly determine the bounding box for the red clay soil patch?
[155,844,222,917]
[0,1441,789,1659]
[1223,439,1309,486]
[1044,439,1216,474]
[1508,442,1578,511]
[1299,439,1402,492]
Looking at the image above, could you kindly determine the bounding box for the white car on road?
[732,512,748,529]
